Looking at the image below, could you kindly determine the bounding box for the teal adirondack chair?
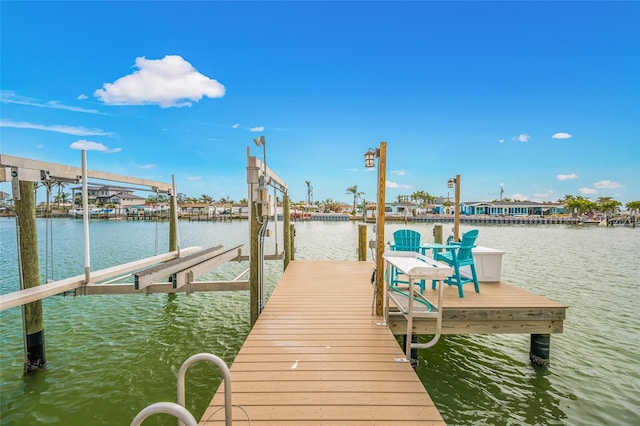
[433,229,480,297]
[389,229,425,293]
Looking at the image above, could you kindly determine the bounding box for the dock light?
[448,175,461,242]
[364,148,377,168]
[253,135,267,181]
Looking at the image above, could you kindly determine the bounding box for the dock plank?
[200,259,566,424]
[200,260,444,425]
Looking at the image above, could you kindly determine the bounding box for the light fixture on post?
[364,148,377,168]
[363,143,386,317]
[253,135,267,178]
[448,174,461,242]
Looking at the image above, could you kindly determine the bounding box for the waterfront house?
[70,185,146,208]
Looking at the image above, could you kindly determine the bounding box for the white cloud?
[594,180,622,189]
[69,139,121,153]
[1,91,108,115]
[187,176,202,181]
[511,193,528,201]
[552,132,573,139]
[94,55,225,108]
[498,139,505,144]
[386,180,412,189]
[139,164,156,169]
[250,126,264,132]
[1,119,112,136]
[512,134,531,143]
[557,173,578,181]
[579,187,598,195]
[37,144,44,149]
[77,94,88,100]
[232,123,239,129]
[391,170,406,176]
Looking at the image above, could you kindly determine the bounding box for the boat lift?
[0,152,249,310]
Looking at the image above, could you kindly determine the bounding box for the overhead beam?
[247,155,288,192]
[0,154,173,193]
[0,247,202,312]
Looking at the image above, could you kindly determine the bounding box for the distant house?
[70,185,146,207]
[382,197,569,217]
[461,201,567,216]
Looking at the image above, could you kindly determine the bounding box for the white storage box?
[470,246,505,282]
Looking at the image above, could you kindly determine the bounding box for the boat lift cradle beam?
[0,154,173,193]
[0,245,248,312]
[134,245,243,290]
[0,247,199,312]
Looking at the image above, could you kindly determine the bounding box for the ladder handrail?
[177,353,232,426]
[130,402,197,426]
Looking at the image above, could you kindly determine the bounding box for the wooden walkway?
[200,260,445,425]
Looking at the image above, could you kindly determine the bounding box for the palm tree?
[54,192,70,209]
[200,194,214,205]
[596,196,621,216]
[346,185,364,215]
[42,180,55,214]
[55,180,67,209]
[625,200,640,214]
[176,193,188,204]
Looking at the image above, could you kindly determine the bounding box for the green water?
[1,219,639,425]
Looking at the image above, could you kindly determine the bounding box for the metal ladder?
[131,353,233,426]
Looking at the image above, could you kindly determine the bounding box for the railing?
[130,402,197,426]
[132,353,233,426]
[382,251,452,362]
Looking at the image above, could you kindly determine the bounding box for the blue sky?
[1,1,639,206]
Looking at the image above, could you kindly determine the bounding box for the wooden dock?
[387,280,567,335]
[201,260,445,425]
[199,260,567,425]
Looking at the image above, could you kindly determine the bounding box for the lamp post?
[364,143,386,316]
[448,174,461,242]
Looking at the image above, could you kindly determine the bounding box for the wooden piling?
[289,224,295,261]
[433,224,444,244]
[169,195,177,252]
[530,333,551,366]
[15,181,46,373]
[249,200,261,327]
[358,224,367,261]
[283,194,291,270]
[374,142,387,316]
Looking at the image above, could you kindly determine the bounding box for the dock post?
[374,142,387,316]
[283,194,291,270]
[14,180,46,373]
[289,224,295,261]
[530,333,551,366]
[249,199,261,326]
[169,178,178,253]
[433,224,444,244]
[402,334,419,367]
[358,224,367,261]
